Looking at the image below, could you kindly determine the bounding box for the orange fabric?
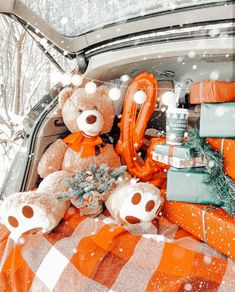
[163,199,235,260]
[64,132,104,157]
[71,224,141,287]
[146,243,226,292]
[0,210,233,291]
[0,245,35,292]
[207,138,235,180]
[91,225,125,250]
[190,80,235,104]
[116,72,167,188]
[191,253,226,283]
[157,243,196,277]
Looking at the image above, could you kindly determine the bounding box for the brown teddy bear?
[0,85,122,240]
[38,86,121,177]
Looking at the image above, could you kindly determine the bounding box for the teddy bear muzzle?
[77,109,104,136]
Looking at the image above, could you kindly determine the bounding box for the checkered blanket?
[0,207,235,292]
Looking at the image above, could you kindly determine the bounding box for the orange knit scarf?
[64,132,104,158]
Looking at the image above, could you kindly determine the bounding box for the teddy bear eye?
[78,109,83,114]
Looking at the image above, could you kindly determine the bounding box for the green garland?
[186,128,235,215]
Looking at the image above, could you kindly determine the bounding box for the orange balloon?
[116,72,167,188]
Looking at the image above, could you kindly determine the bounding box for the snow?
[188,51,196,58]
[184,283,192,291]
[215,107,225,117]
[210,70,220,80]
[209,27,221,37]
[22,0,228,37]
[203,255,212,265]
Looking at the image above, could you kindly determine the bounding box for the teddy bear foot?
[0,191,70,242]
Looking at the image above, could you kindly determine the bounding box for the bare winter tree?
[0,0,80,188]
[0,14,52,187]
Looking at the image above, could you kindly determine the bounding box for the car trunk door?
[0,0,234,67]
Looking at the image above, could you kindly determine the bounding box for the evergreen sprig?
[58,163,127,210]
[186,128,235,215]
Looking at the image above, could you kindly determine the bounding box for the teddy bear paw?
[1,202,51,242]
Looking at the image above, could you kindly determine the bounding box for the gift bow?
[64,132,105,158]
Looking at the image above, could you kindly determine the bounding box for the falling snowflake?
[203,255,212,265]
[184,283,192,291]
[177,56,184,63]
[215,107,225,117]
[188,51,196,58]
[60,17,68,26]
[208,160,215,168]
[18,238,25,245]
[209,28,220,37]
[130,178,138,184]
[210,70,220,80]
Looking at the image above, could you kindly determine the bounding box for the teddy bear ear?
[58,87,74,108]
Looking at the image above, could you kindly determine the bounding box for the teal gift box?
[153,143,206,168]
[166,167,223,206]
[200,103,235,137]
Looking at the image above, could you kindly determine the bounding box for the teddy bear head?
[58,86,115,136]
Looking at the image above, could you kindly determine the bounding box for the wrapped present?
[207,138,235,181]
[163,199,235,260]
[167,167,223,206]
[190,80,235,104]
[200,103,235,137]
[153,143,206,168]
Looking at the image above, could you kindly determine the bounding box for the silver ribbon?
[201,206,217,243]
[220,138,225,155]
[199,82,203,103]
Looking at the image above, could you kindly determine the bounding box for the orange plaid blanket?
[0,207,235,292]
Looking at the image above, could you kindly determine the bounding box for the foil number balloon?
[116,72,166,188]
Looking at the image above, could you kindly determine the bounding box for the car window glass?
[0,14,75,191]
[21,0,228,37]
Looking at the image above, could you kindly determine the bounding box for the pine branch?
[57,163,126,210]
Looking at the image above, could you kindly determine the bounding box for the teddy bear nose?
[86,115,97,124]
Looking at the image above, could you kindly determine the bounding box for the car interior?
[18,35,233,195]
[0,0,233,210]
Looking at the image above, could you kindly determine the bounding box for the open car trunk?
[1,2,235,291]
[10,35,232,195]
[1,1,234,196]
